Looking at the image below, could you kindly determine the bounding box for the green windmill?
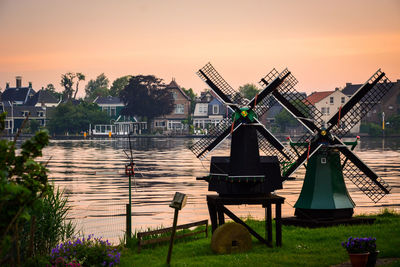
[262,69,394,219]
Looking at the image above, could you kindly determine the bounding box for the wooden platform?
[207,194,285,247]
[281,216,375,228]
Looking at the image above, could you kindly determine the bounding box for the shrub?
[50,235,120,266]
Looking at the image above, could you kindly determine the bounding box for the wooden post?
[126,204,132,243]
[276,203,282,247]
[166,208,179,265]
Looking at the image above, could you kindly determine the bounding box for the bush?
[50,235,120,266]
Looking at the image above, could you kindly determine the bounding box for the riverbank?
[120,210,400,267]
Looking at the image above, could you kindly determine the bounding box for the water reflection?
[43,137,400,243]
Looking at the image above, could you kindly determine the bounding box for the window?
[174,104,184,114]
[327,107,330,115]
[172,92,177,100]
[321,107,326,114]
[110,107,116,116]
[341,97,345,104]
[37,111,44,117]
[155,121,166,127]
[212,105,219,114]
[330,97,334,104]
[22,111,30,117]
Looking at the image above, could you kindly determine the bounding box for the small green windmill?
[260,69,394,219]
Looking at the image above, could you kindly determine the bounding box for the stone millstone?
[211,222,252,254]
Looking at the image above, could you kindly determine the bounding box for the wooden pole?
[166,208,179,265]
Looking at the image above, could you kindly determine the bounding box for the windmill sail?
[327,69,394,138]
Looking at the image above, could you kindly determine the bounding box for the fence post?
[126,203,131,243]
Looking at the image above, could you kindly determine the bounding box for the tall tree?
[47,102,109,134]
[119,75,174,132]
[60,72,75,102]
[109,75,131,97]
[73,73,86,100]
[85,73,110,102]
[239,83,260,100]
[181,87,197,114]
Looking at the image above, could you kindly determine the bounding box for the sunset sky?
[0,0,399,97]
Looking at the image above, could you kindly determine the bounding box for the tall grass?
[20,186,75,261]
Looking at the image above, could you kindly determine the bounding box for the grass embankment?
[120,210,400,267]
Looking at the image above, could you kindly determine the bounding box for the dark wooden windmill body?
[190,64,298,196]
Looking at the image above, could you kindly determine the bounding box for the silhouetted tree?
[119,75,174,132]
[73,72,86,100]
[60,72,75,102]
[85,73,110,102]
[239,83,260,100]
[109,75,131,97]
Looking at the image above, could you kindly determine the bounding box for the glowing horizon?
[0,0,399,97]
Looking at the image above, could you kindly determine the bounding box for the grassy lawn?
[120,210,400,267]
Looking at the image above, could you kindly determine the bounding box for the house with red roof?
[305,88,355,132]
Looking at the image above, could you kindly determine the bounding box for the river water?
[43,137,400,243]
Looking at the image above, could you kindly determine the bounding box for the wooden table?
[206,194,285,247]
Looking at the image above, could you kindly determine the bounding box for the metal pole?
[126,203,131,242]
[166,208,179,265]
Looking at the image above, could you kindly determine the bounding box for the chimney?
[335,87,339,91]
[29,82,32,88]
[16,76,22,88]
[346,82,352,87]
[6,82,9,89]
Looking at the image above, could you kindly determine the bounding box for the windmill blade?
[252,68,299,117]
[334,139,391,203]
[283,141,323,179]
[327,69,393,138]
[253,119,295,162]
[197,63,246,109]
[250,68,293,108]
[189,117,242,158]
[272,90,322,133]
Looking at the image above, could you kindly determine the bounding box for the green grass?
[120,210,400,267]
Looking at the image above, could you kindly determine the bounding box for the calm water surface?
[43,137,400,243]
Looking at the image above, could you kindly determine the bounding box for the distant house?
[1,76,36,105]
[0,76,53,134]
[153,79,191,133]
[92,95,146,136]
[1,103,47,134]
[342,80,400,126]
[305,89,353,131]
[25,88,59,107]
[193,90,230,130]
[93,96,124,120]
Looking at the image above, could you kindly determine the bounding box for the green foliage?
[275,109,298,132]
[360,122,382,136]
[119,75,174,132]
[47,102,110,135]
[60,72,86,101]
[85,73,110,102]
[110,75,132,97]
[20,187,75,258]
[239,83,260,100]
[50,235,121,266]
[28,119,40,134]
[181,87,197,114]
[0,113,50,265]
[120,212,400,267]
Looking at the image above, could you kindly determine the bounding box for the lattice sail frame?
[197,63,247,106]
[329,69,394,138]
[189,117,234,158]
[340,152,390,203]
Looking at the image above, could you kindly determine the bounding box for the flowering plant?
[341,237,376,254]
[50,234,120,266]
